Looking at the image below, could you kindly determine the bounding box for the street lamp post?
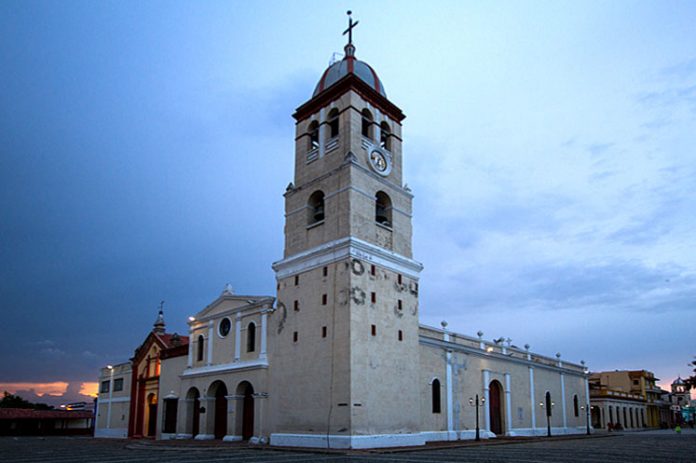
[106,365,114,430]
[468,394,486,441]
[540,394,554,437]
[581,405,591,435]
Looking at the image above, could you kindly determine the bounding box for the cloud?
[78,382,98,398]
[586,142,614,156]
[0,382,69,397]
[39,347,66,357]
[660,57,696,79]
[0,381,99,405]
[638,85,696,110]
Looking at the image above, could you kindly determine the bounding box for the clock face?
[369,149,391,176]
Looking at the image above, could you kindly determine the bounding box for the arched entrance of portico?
[208,381,228,440]
[236,381,254,441]
[186,387,201,438]
[488,380,504,435]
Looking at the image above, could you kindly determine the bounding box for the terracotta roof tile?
[0,408,93,420]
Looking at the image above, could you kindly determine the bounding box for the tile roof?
[0,408,93,420]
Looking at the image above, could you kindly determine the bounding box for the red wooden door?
[242,390,254,440]
[214,392,227,439]
[192,397,200,437]
[489,381,503,435]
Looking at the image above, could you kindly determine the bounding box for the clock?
[368,149,391,176]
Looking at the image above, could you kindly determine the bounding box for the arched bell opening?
[375,191,392,227]
[307,190,325,225]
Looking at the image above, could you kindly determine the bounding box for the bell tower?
[269,12,424,448]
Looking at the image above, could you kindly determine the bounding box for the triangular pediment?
[193,293,274,322]
[131,331,165,364]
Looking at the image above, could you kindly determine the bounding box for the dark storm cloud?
[0,3,315,388]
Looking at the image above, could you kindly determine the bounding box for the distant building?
[0,408,92,436]
[589,370,661,428]
[588,373,646,430]
[668,377,694,424]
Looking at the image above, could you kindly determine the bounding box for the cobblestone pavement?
[1,430,695,463]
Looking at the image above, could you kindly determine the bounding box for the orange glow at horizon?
[0,382,69,397]
[79,382,98,398]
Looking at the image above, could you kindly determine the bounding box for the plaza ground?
[1,429,695,463]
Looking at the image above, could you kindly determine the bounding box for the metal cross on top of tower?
[343,10,359,45]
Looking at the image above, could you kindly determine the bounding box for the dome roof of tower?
[672,376,685,385]
[313,44,386,98]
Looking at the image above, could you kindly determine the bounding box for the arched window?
[328,108,339,139]
[380,121,391,151]
[307,191,325,225]
[375,191,392,227]
[431,379,441,413]
[197,335,204,362]
[308,120,319,150]
[361,109,373,139]
[246,322,256,353]
[573,394,579,417]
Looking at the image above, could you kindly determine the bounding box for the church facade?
[95,23,591,449]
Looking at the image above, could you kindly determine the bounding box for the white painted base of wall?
[507,426,588,437]
[420,430,496,442]
[270,432,426,449]
[160,433,177,440]
[249,436,267,445]
[457,430,497,440]
[223,435,243,442]
[176,433,193,439]
[194,434,215,440]
[94,427,127,438]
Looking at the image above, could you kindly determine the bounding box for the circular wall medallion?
[219,317,231,337]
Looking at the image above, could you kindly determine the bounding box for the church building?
[95,15,591,448]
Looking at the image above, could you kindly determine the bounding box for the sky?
[1,1,694,406]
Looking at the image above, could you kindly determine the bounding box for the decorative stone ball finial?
[153,304,166,334]
[556,352,561,359]
[524,343,530,350]
[440,320,448,329]
[477,330,484,338]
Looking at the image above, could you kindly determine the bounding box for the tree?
[686,357,696,390]
[0,391,33,408]
[0,391,54,410]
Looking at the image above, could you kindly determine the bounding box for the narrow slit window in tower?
[361,109,373,139]
[328,108,339,138]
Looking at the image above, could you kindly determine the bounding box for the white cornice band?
[181,359,269,379]
[419,336,586,378]
[272,236,423,280]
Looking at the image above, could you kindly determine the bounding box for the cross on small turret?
[343,10,359,45]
